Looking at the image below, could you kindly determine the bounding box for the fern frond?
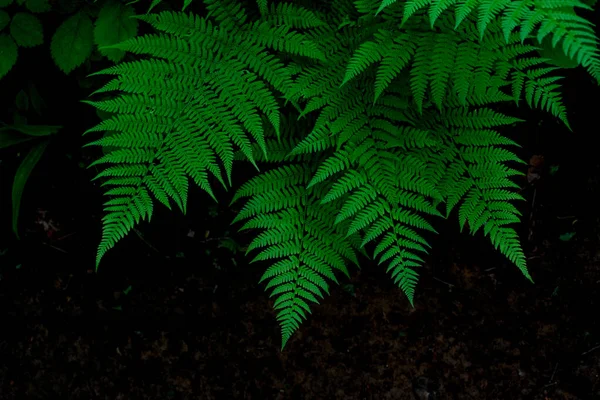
[232,162,359,349]
[203,0,248,27]
[262,3,326,29]
[83,0,600,349]
[410,33,436,113]
[427,106,531,280]
[85,9,326,267]
[311,102,442,304]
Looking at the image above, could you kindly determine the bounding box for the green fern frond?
[261,3,326,29]
[376,0,400,15]
[244,21,327,61]
[257,0,267,16]
[426,105,531,280]
[232,162,359,349]
[341,29,393,86]
[311,103,442,303]
[371,0,600,84]
[85,9,326,267]
[477,0,511,39]
[96,186,154,263]
[429,0,458,27]
[82,0,600,350]
[204,0,248,26]
[410,33,436,113]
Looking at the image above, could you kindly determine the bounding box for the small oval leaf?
[51,12,93,74]
[10,12,43,47]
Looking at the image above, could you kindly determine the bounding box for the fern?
[84,8,323,268]
[374,0,600,81]
[232,155,360,349]
[84,0,600,349]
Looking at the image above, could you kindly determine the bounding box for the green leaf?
[0,33,17,79]
[51,12,93,74]
[10,12,43,47]
[15,89,29,111]
[12,139,50,239]
[0,10,9,31]
[1,123,61,136]
[0,130,34,148]
[94,0,138,62]
[559,232,575,241]
[0,122,61,149]
[25,0,50,13]
[0,0,12,7]
[27,81,46,115]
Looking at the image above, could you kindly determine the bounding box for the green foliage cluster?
[0,80,63,239]
[83,0,600,348]
[1,0,206,239]
[0,0,139,79]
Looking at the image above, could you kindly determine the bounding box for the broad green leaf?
[0,34,17,79]
[94,0,138,62]
[0,130,34,148]
[25,0,50,13]
[0,10,9,31]
[51,12,93,74]
[10,12,43,47]
[12,139,50,239]
[0,0,12,7]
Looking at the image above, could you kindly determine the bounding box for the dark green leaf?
[0,130,34,148]
[0,34,18,79]
[10,12,44,47]
[12,139,49,238]
[26,81,46,115]
[15,89,29,111]
[0,10,9,31]
[94,0,138,62]
[1,123,61,136]
[51,12,93,74]
[25,0,51,13]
